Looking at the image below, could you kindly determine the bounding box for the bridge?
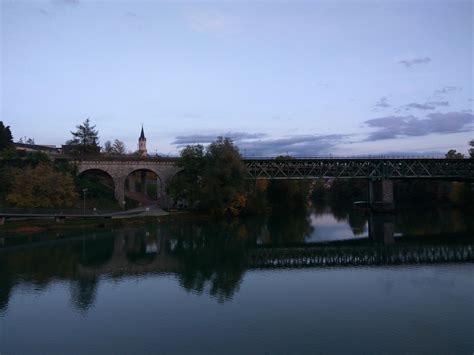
[72,157,474,208]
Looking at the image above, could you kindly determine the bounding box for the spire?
[139,125,146,140]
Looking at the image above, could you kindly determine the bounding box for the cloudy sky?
[1,0,473,156]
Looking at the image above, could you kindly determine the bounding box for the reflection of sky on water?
[308,212,368,243]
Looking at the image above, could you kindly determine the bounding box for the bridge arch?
[77,168,115,185]
[125,168,164,205]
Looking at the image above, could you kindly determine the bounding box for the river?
[1,206,473,354]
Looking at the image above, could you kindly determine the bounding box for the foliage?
[66,118,101,156]
[103,139,126,155]
[75,173,121,210]
[200,138,247,215]
[6,163,78,208]
[445,149,464,159]
[449,182,473,206]
[267,179,310,213]
[242,180,270,215]
[168,144,206,207]
[0,165,13,202]
[169,138,247,215]
[469,140,474,159]
[0,121,14,151]
[17,137,35,144]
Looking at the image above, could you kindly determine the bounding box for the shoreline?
[0,211,213,238]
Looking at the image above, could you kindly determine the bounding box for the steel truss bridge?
[243,158,474,180]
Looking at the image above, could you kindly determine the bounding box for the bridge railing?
[242,155,451,160]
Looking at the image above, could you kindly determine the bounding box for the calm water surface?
[1,207,473,354]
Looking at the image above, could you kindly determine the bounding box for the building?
[14,142,62,156]
[138,125,147,157]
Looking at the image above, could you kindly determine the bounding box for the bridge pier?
[114,177,125,208]
[369,213,395,245]
[368,179,394,211]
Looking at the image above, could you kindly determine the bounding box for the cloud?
[172,132,347,156]
[52,0,79,4]
[405,103,435,110]
[404,101,449,111]
[39,8,53,16]
[427,101,449,107]
[435,86,461,94]
[237,134,347,156]
[374,97,390,109]
[172,132,266,146]
[364,112,474,141]
[398,57,431,67]
[186,9,239,34]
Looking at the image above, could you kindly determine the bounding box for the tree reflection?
[70,277,98,313]
[262,210,313,245]
[167,221,251,302]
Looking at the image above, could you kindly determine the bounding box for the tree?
[168,144,206,208]
[469,140,474,159]
[66,118,100,155]
[103,140,112,153]
[103,139,126,155]
[445,149,464,159]
[200,137,247,215]
[112,139,126,154]
[6,163,78,208]
[0,121,14,151]
[267,156,311,213]
[17,137,35,144]
[169,138,247,215]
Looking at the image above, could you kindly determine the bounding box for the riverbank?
[0,211,213,238]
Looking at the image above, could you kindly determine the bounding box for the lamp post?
[82,188,88,216]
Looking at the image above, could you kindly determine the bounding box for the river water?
[1,206,473,354]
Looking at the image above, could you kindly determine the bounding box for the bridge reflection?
[1,217,473,313]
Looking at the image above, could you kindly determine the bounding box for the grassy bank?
[0,212,213,239]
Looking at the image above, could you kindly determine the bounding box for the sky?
[1,0,473,156]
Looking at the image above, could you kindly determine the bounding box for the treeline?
[0,121,125,209]
[311,178,474,208]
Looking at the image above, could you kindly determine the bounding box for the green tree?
[168,144,206,207]
[0,121,14,151]
[66,118,101,155]
[6,163,78,208]
[449,182,473,206]
[17,137,35,144]
[266,157,311,214]
[103,139,126,155]
[201,137,247,215]
[469,140,474,159]
[445,149,464,159]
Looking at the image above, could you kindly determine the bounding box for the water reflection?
[1,205,473,313]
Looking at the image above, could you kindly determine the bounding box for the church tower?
[138,125,147,157]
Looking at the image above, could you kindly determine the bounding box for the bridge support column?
[368,179,394,211]
[369,213,395,245]
[157,174,173,209]
[113,177,125,209]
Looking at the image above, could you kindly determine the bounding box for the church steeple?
[138,125,147,157]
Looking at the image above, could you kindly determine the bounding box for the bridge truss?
[244,158,474,180]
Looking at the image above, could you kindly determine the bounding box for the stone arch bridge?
[73,158,182,207]
[72,157,474,208]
